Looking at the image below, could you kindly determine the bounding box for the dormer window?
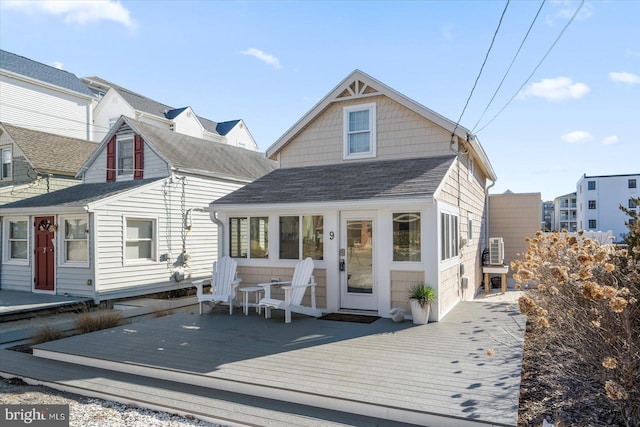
[343,103,376,159]
[117,135,134,176]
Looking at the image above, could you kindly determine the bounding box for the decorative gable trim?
[336,79,380,99]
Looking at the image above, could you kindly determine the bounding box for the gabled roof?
[267,69,497,181]
[82,117,276,182]
[82,77,221,135]
[213,155,456,206]
[1,50,93,97]
[1,178,162,210]
[215,120,240,136]
[0,123,98,176]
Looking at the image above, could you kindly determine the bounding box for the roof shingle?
[213,155,456,205]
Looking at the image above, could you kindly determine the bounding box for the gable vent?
[336,79,379,99]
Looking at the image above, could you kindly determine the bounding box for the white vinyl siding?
[0,76,92,140]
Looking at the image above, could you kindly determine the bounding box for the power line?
[474,0,586,134]
[451,0,510,141]
[471,0,546,133]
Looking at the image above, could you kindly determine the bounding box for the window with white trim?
[108,117,118,129]
[229,216,269,259]
[441,212,459,261]
[467,212,473,243]
[1,147,11,181]
[343,103,376,159]
[117,135,134,176]
[125,218,156,261]
[62,216,88,265]
[393,212,421,262]
[3,217,28,263]
[279,215,324,260]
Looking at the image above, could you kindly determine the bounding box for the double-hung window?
[125,218,156,261]
[588,200,596,209]
[229,217,269,258]
[62,216,88,265]
[588,219,597,229]
[441,212,459,261]
[393,213,421,262]
[343,103,376,159]
[3,218,28,263]
[1,147,11,181]
[117,135,134,176]
[279,215,324,260]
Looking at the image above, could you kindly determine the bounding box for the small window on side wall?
[1,147,12,181]
[125,218,155,261]
[343,103,376,159]
[4,218,28,263]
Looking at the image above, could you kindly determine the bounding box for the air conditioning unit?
[489,237,504,265]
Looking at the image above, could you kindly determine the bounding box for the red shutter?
[134,134,144,180]
[106,136,116,182]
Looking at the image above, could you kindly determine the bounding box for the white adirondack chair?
[258,257,322,323]
[192,256,241,315]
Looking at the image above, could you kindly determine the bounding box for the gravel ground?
[0,377,226,427]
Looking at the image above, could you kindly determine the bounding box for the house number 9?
[329,231,334,240]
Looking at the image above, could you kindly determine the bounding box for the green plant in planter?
[408,284,436,308]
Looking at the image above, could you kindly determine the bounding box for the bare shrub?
[74,310,125,334]
[514,230,640,426]
[30,325,64,345]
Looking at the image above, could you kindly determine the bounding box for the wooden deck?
[27,299,524,426]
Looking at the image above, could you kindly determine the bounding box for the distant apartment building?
[542,200,554,231]
[554,192,577,232]
[576,173,639,242]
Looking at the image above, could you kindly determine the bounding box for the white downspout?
[210,210,225,260]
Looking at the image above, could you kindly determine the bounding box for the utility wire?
[471,0,546,133]
[451,0,510,141]
[474,0,585,134]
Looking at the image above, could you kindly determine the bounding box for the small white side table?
[239,286,264,315]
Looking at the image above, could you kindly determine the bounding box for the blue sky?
[1,0,638,201]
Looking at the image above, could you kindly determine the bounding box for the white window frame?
[1,146,12,181]
[59,215,89,267]
[108,117,119,129]
[343,103,376,160]
[124,217,157,263]
[117,135,134,176]
[467,212,473,244]
[468,156,474,181]
[3,217,29,265]
[440,210,460,262]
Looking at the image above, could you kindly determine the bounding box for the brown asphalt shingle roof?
[1,123,98,176]
[213,155,456,205]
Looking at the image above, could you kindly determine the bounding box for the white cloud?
[609,72,640,85]
[602,135,619,145]
[519,77,590,101]
[52,61,63,70]
[562,131,593,144]
[547,1,592,25]
[240,48,282,69]
[2,0,136,29]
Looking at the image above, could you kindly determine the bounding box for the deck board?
[31,300,525,426]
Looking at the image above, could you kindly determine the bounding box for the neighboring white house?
[576,173,639,242]
[82,76,258,150]
[553,192,577,232]
[0,122,98,204]
[0,50,95,140]
[0,116,275,302]
[208,70,497,321]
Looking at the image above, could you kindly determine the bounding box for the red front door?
[34,216,55,292]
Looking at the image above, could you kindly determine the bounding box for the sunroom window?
[393,213,421,262]
[279,215,324,260]
[343,103,376,159]
[229,217,269,258]
[441,212,459,261]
